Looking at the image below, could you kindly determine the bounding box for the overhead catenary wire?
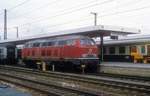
[18,0,150,28]
[14,6,149,36]
[0,0,60,16]
[8,0,63,19]
[38,4,150,32]
[1,0,150,39]
[9,0,101,19]
[8,0,142,19]
[9,1,150,30]
[99,0,143,15]
[26,0,103,20]
[8,0,145,27]
[0,0,30,16]
[0,0,99,16]
[101,4,150,17]
[8,0,31,11]
[18,0,114,27]
[1,0,150,35]
[43,16,93,29]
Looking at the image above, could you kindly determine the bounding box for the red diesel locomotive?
[22,35,99,71]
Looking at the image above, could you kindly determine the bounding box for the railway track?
[0,65,107,96]
[0,65,150,96]
[88,73,150,83]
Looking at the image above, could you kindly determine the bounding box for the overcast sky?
[0,0,150,39]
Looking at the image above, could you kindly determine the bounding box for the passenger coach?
[0,45,17,64]
[102,35,150,63]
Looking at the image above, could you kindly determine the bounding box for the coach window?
[131,46,137,53]
[0,49,2,54]
[109,47,115,54]
[103,47,106,54]
[80,39,94,45]
[119,46,125,54]
[141,45,145,54]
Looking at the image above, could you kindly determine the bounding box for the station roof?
[102,34,150,45]
[0,25,140,46]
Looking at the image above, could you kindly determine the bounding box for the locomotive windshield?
[80,38,95,45]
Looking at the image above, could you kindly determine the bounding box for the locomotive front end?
[76,37,100,72]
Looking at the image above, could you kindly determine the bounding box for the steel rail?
[0,65,150,95]
[0,71,99,96]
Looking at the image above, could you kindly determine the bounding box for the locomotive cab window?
[80,39,95,46]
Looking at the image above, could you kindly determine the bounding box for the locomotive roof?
[25,35,88,44]
[0,25,140,46]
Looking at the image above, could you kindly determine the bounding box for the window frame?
[131,46,137,53]
[141,45,146,54]
[109,46,116,55]
[119,46,126,54]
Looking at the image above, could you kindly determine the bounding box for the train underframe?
[103,55,134,62]
[0,58,17,65]
[103,55,150,63]
[22,58,99,72]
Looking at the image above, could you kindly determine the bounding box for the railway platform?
[100,62,150,77]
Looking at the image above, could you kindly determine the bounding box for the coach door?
[130,46,137,54]
[147,45,150,56]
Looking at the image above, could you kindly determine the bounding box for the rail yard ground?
[0,64,150,96]
[0,0,149,95]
